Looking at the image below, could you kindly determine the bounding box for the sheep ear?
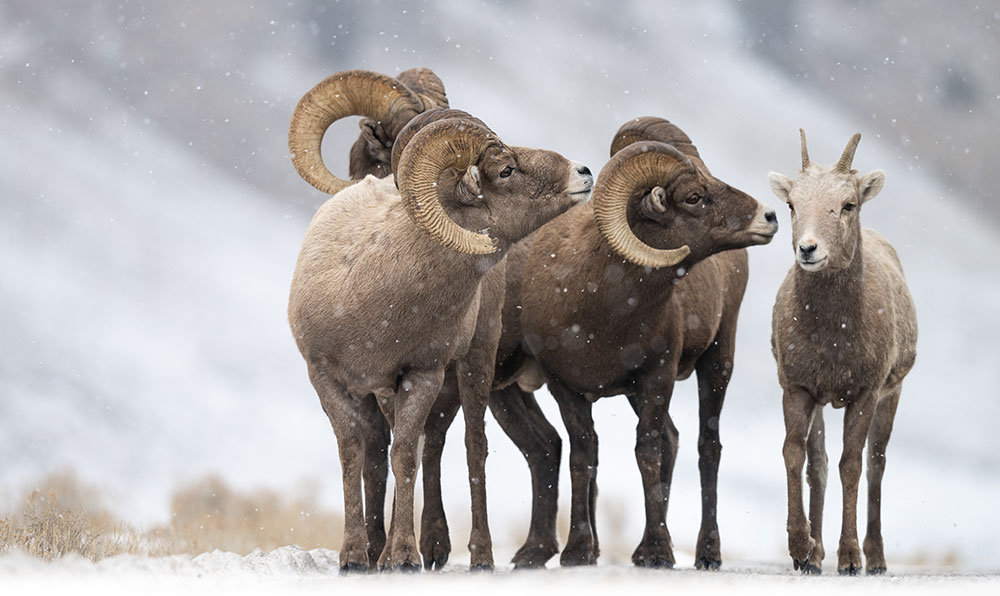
[767,172,793,203]
[641,186,668,214]
[858,169,885,204]
[457,165,483,204]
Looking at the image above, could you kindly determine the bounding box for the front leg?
[456,360,495,570]
[837,391,876,576]
[550,381,599,566]
[631,380,676,568]
[782,385,822,574]
[420,373,461,570]
[378,367,445,572]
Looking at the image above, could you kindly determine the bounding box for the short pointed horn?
[396,118,503,255]
[289,70,422,195]
[593,141,694,269]
[836,133,862,173]
[799,128,810,171]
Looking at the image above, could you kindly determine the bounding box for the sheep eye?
[685,193,702,205]
[498,165,514,179]
[843,203,857,213]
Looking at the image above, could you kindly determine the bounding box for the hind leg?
[490,385,562,569]
[836,391,876,575]
[359,394,391,567]
[863,387,901,575]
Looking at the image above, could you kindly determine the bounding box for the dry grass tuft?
[157,475,343,555]
[0,472,344,561]
[0,472,148,560]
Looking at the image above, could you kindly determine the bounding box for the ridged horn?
[396,118,503,254]
[390,108,487,182]
[396,67,449,110]
[593,141,694,268]
[610,116,700,160]
[800,128,810,171]
[836,133,862,173]
[289,70,423,195]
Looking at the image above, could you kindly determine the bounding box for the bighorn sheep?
[287,70,594,572]
[420,117,779,569]
[767,131,917,575]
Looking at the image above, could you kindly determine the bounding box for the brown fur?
[768,138,917,575]
[348,68,450,180]
[289,135,592,571]
[419,121,778,569]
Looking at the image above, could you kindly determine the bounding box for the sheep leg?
[805,405,828,570]
[836,391,876,576]
[782,385,822,574]
[361,393,391,567]
[419,372,460,570]
[378,367,445,572]
[631,380,676,568]
[863,386,900,575]
[627,395,678,548]
[309,364,370,573]
[489,385,562,569]
[455,359,496,571]
[550,381,599,566]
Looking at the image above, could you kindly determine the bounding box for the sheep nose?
[765,209,777,224]
[798,242,818,256]
[577,165,592,177]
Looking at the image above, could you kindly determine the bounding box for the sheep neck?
[791,236,866,328]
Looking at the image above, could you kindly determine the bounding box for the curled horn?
[289,70,423,195]
[593,141,694,269]
[610,116,700,160]
[390,108,489,183]
[836,133,862,173]
[800,128,810,171]
[396,118,504,255]
[396,67,449,111]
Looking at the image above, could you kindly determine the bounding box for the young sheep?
[419,117,779,570]
[287,70,593,572]
[768,131,917,575]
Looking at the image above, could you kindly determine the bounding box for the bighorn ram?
[768,131,917,575]
[287,70,593,572]
[421,117,779,569]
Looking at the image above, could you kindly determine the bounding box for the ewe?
[768,131,917,575]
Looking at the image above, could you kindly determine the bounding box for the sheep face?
[768,166,885,272]
[348,118,394,179]
[630,163,777,262]
[441,145,593,245]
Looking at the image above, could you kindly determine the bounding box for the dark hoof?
[423,553,448,571]
[867,567,887,576]
[339,562,370,575]
[695,557,721,571]
[397,561,422,573]
[633,554,674,569]
[560,546,597,567]
[511,543,558,570]
[469,563,494,573]
[793,559,822,575]
[839,564,862,576]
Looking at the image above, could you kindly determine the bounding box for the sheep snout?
[568,160,594,202]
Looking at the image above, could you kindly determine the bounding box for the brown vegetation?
[0,472,343,561]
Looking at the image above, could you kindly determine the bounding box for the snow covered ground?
[2,0,998,582]
[2,547,998,596]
